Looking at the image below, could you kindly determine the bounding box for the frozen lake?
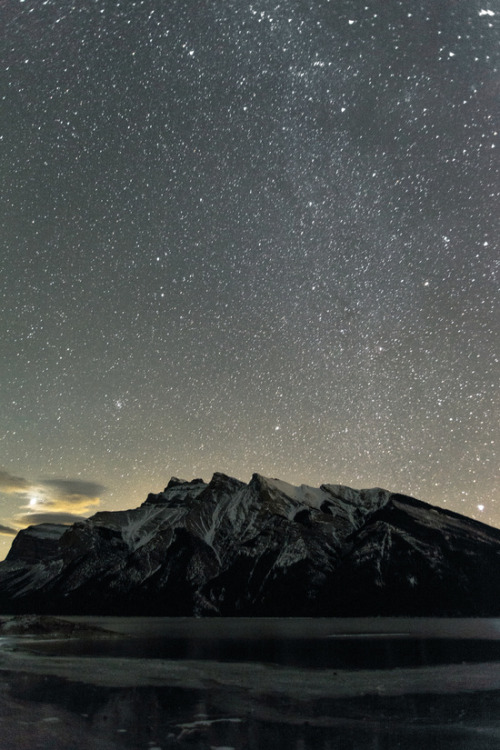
[2,617,500,749]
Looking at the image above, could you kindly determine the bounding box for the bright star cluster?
[1,0,498,559]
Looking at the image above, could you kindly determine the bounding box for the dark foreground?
[2,617,500,749]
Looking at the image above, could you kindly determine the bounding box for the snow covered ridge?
[1,472,500,616]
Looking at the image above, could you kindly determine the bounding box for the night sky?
[1,0,499,560]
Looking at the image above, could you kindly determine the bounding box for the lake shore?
[2,617,500,749]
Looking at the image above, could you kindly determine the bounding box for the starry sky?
[1,0,499,560]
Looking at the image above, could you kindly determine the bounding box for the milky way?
[1,0,498,558]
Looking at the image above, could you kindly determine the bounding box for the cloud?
[16,512,88,527]
[37,479,105,512]
[0,524,17,536]
[1,469,106,533]
[39,479,105,499]
[0,469,30,494]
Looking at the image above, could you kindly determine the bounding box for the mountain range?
[1,472,499,616]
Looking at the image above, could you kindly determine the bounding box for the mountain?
[1,472,500,616]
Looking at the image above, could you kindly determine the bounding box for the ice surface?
[2,648,500,698]
[2,618,500,749]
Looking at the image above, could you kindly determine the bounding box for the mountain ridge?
[1,472,499,616]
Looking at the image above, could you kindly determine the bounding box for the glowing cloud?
[1,468,106,532]
[36,479,105,513]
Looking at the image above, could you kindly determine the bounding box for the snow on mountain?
[1,473,499,616]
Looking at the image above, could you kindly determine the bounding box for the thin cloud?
[0,469,30,494]
[0,524,17,536]
[39,479,105,500]
[36,478,105,513]
[16,512,88,527]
